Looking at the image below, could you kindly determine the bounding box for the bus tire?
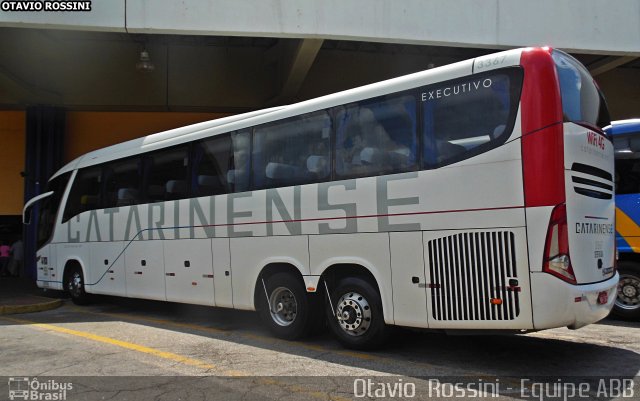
[326,277,388,350]
[64,266,91,305]
[612,261,640,320]
[258,272,316,340]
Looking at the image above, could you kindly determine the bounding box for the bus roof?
[605,119,640,136]
[50,47,533,180]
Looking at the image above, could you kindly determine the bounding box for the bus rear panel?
[522,48,617,330]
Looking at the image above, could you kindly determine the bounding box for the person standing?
[0,241,10,276]
[9,239,23,277]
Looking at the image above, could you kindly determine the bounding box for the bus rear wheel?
[65,266,90,305]
[326,277,388,350]
[612,261,640,320]
[258,272,317,340]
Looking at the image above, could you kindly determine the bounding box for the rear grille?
[571,163,613,199]
[427,231,520,321]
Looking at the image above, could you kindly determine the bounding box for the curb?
[0,298,63,315]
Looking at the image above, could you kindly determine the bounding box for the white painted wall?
[1,0,639,55]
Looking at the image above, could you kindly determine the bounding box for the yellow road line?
[1,314,354,400]
[2,315,217,370]
[75,306,443,371]
[71,305,377,361]
[70,305,461,374]
[71,307,228,334]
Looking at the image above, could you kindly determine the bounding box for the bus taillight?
[543,203,577,284]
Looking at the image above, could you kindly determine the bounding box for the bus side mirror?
[22,191,54,226]
[23,208,32,225]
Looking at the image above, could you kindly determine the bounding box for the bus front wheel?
[64,266,90,305]
[326,277,389,350]
[613,261,640,320]
[258,272,317,340]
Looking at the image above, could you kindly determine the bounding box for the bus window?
[252,112,331,189]
[422,69,522,167]
[103,157,142,208]
[193,134,232,197]
[335,94,417,178]
[144,146,189,202]
[230,130,251,193]
[62,167,102,222]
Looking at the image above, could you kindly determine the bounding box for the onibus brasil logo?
[8,378,72,401]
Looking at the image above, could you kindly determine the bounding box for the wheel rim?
[616,273,640,311]
[269,287,297,326]
[335,292,371,336]
[68,271,83,298]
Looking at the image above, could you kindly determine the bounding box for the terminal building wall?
[0,110,226,218]
[0,111,25,216]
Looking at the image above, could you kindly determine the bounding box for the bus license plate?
[597,291,608,305]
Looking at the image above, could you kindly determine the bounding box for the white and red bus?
[23,47,617,349]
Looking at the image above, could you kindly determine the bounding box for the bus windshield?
[37,173,71,249]
[552,50,611,130]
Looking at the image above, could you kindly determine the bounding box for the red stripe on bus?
[520,47,565,207]
[519,47,563,134]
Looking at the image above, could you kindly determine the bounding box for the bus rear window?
[552,50,611,129]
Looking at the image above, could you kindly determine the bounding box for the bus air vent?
[571,163,613,200]
[427,231,519,321]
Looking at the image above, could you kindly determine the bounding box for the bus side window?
[103,158,142,208]
[422,71,521,168]
[143,146,189,202]
[229,130,251,193]
[252,112,331,190]
[335,94,417,178]
[193,134,233,197]
[62,166,102,223]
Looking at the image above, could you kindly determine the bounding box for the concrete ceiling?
[0,27,638,118]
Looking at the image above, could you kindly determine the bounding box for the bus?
[609,119,640,319]
[8,377,29,400]
[23,47,618,349]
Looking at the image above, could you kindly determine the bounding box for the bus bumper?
[530,272,618,330]
[36,280,63,291]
